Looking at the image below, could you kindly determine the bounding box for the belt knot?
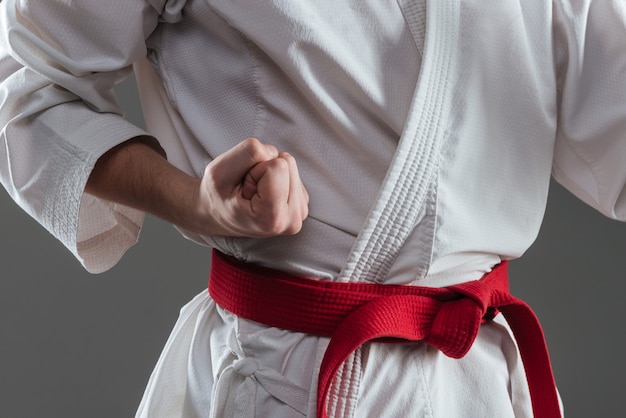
[426,297,483,359]
[232,357,260,378]
[427,275,503,358]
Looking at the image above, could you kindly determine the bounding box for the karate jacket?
[1,0,625,416]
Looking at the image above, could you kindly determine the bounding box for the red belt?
[208,249,561,418]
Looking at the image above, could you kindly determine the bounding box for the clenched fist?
[196,138,310,237]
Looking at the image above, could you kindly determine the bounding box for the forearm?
[85,136,206,234]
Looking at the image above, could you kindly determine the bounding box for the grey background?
[1,76,625,417]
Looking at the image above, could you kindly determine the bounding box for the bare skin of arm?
[85,136,309,238]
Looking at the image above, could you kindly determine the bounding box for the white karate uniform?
[1,0,625,416]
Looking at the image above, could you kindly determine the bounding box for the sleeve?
[0,0,182,273]
[552,0,626,221]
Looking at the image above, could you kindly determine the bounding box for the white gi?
[1,0,625,416]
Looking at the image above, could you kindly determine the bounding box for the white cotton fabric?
[1,0,626,416]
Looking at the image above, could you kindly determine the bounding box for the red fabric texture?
[208,249,561,418]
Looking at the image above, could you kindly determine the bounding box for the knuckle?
[279,152,295,163]
[240,137,264,161]
[284,218,303,235]
[269,156,289,171]
[284,224,301,235]
[280,153,298,171]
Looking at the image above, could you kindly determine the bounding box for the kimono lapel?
[323,1,462,417]
[336,0,460,285]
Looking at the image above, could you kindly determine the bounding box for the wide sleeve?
[552,0,626,221]
[0,0,178,272]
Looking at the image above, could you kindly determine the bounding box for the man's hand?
[196,137,309,237]
[86,136,309,238]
